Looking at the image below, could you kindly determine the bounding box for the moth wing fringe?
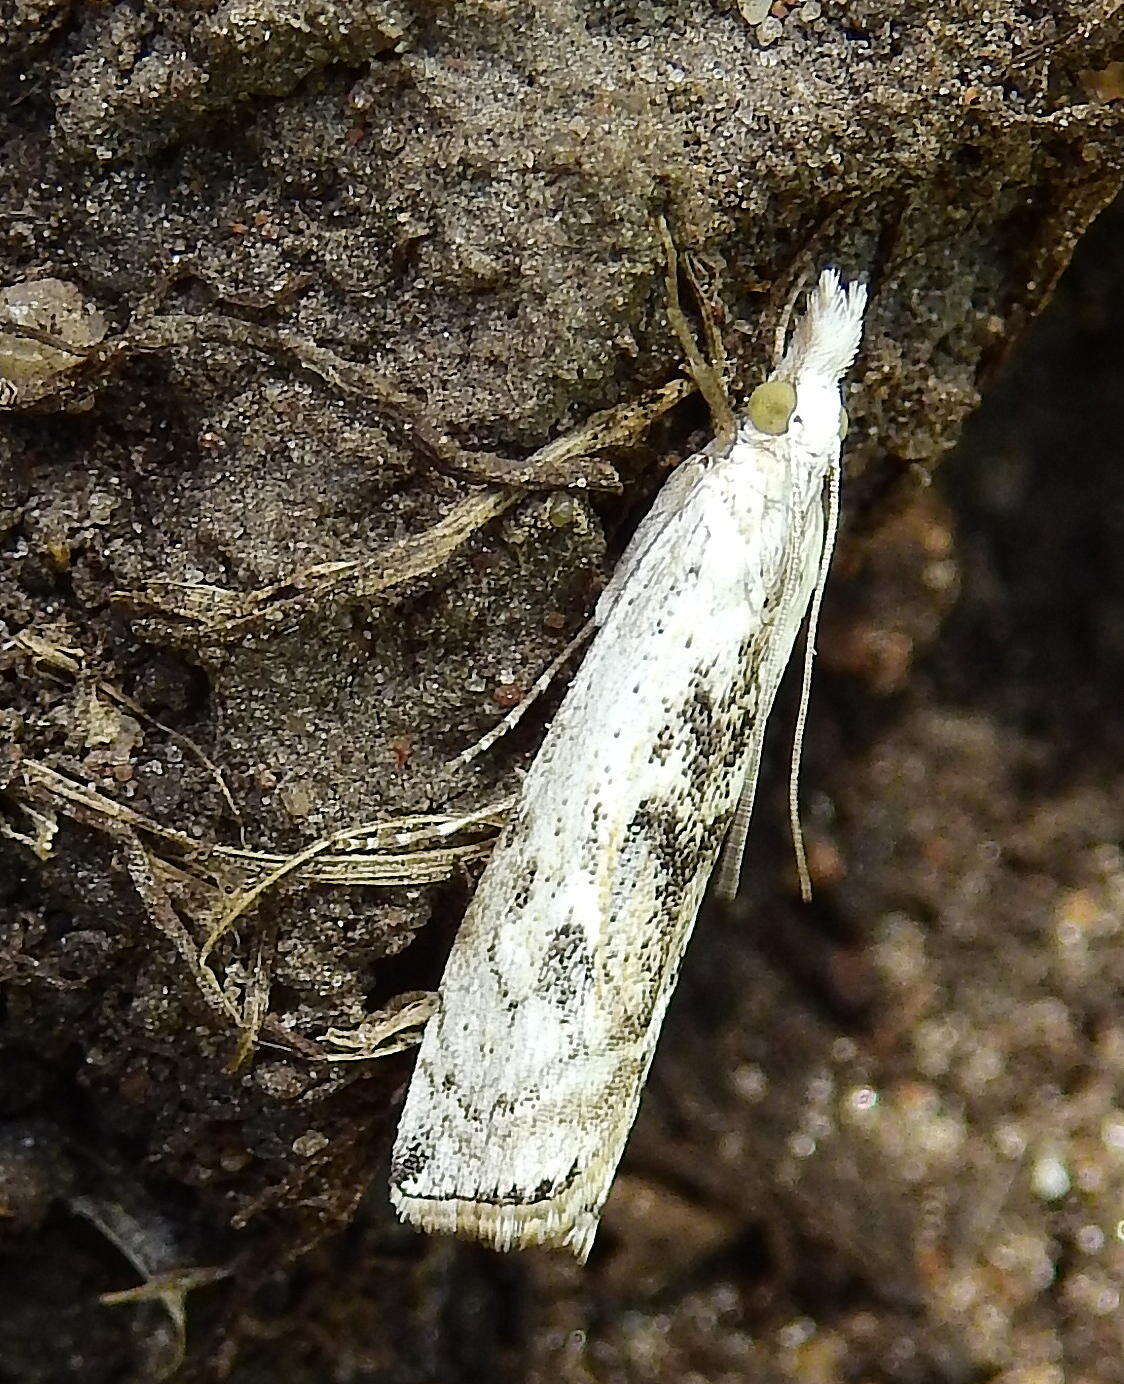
[388,1136,637,1262]
[390,1187,598,1262]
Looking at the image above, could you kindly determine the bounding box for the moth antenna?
[772,265,813,363]
[657,216,736,445]
[715,521,805,903]
[789,453,841,902]
[682,248,729,386]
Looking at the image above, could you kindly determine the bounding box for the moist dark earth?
[1,3,1123,1381]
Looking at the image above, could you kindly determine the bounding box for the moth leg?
[449,618,596,769]
[714,726,767,903]
[656,216,736,446]
[715,521,810,903]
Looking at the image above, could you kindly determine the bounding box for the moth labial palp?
[389,266,868,1261]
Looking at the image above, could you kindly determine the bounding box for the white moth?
[390,268,867,1261]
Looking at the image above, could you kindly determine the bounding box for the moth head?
[746,367,849,458]
[746,267,866,454]
[746,378,797,436]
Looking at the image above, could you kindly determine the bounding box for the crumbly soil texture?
[1,2,1123,1381]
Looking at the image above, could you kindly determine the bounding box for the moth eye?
[747,379,797,435]
[838,407,849,440]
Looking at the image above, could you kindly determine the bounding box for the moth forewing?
[390,268,867,1259]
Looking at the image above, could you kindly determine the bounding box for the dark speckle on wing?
[537,918,595,1012]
